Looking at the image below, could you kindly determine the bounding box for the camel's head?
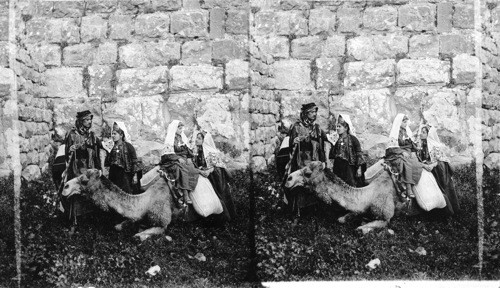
[285,161,325,190]
[61,169,102,198]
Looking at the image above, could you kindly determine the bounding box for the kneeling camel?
[62,168,179,241]
[285,161,406,234]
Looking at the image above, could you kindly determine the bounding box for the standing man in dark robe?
[62,110,102,225]
[285,103,330,214]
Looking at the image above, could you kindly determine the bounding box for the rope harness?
[381,161,408,202]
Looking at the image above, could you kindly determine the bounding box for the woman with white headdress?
[104,121,138,194]
[330,114,366,187]
[161,120,199,205]
[417,123,460,215]
[193,131,236,221]
[389,113,419,158]
[386,113,424,198]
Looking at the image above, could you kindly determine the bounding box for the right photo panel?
[482,0,500,280]
[250,0,483,281]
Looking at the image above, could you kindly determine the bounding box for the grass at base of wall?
[0,175,16,287]
[483,168,500,279]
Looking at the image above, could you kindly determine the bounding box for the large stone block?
[337,7,362,33]
[88,65,114,100]
[253,126,277,143]
[21,165,41,181]
[483,93,500,110]
[44,68,86,98]
[146,41,181,66]
[209,8,225,39]
[109,15,134,40]
[251,156,267,172]
[26,18,80,44]
[195,94,245,141]
[170,65,223,91]
[226,10,248,35]
[81,15,108,42]
[116,66,169,97]
[120,41,181,68]
[226,59,249,90]
[63,43,96,67]
[181,40,212,65]
[398,3,436,32]
[166,92,210,130]
[397,59,450,85]
[437,2,453,33]
[393,86,437,128]
[0,41,7,67]
[321,35,345,58]
[249,98,279,115]
[409,35,439,59]
[28,44,61,67]
[171,10,209,38]
[254,11,278,35]
[493,7,500,30]
[309,8,336,35]
[483,35,497,56]
[184,0,200,9]
[452,54,479,84]
[52,2,85,18]
[253,36,289,59]
[102,95,167,142]
[251,113,276,128]
[96,41,118,65]
[363,6,398,31]
[315,58,341,90]
[453,4,474,29]
[85,0,118,14]
[291,36,324,59]
[116,0,150,14]
[484,153,500,170]
[0,16,7,41]
[135,13,171,39]
[348,35,408,61]
[276,11,308,36]
[25,18,48,43]
[439,34,473,57]
[344,60,395,89]
[212,38,247,62]
[120,43,147,68]
[330,88,393,135]
[151,0,182,11]
[280,90,330,129]
[272,60,313,90]
[420,88,464,136]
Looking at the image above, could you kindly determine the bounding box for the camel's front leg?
[134,227,166,241]
[337,212,358,224]
[114,219,134,231]
[356,220,388,234]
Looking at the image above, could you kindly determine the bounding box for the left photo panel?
[1,0,254,286]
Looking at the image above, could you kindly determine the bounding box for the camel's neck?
[314,173,383,212]
[92,177,145,218]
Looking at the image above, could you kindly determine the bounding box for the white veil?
[163,120,189,155]
[338,114,356,136]
[113,121,131,142]
[389,113,414,143]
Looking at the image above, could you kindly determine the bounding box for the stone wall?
[14,1,53,181]
[481,0,500,171]
[0,0,14,178]
[14,0,251,176]
[249,0,480,171]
